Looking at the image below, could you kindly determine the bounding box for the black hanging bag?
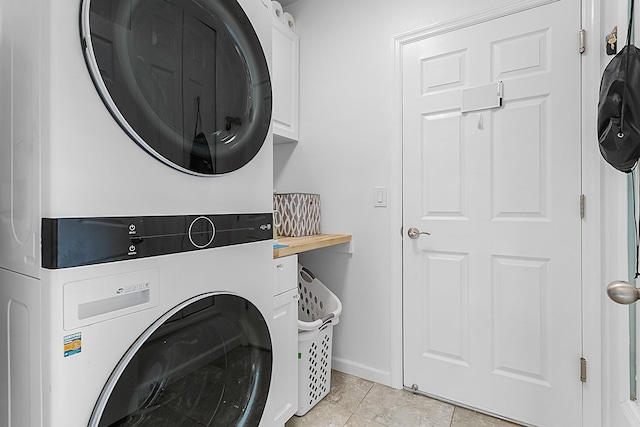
[598,0,640,173]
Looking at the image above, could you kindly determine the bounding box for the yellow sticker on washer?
[64,333,82,357]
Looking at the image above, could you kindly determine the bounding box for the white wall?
[276,0,519,386]
[275,0,635,425]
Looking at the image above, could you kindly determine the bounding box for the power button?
[188,216,215,248]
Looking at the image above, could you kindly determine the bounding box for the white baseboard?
[331,357,392,387]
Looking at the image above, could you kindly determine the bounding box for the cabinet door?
[270,288,299,425]
[274,254,298,295]
[272,20,299,143]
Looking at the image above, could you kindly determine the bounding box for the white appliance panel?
[0,0,283,426]
[34,241,273,427]
[0,0,274,277]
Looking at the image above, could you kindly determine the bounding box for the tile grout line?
[448,405,456,427]
[350,381,382,426]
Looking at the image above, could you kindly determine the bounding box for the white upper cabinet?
[271,3,299,143]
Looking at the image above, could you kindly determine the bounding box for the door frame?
[389,0,603,424]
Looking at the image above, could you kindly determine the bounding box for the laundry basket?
[296,264,342,416]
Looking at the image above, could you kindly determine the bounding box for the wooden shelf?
[273,234,352,258]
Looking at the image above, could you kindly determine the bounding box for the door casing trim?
[390,1,602,425]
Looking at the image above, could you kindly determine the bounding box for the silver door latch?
[407,227,430,239]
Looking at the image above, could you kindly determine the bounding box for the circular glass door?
[81,0,272,175]
[90,294,272,426]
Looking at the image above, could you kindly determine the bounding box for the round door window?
[81,0,272,175]
[89,294,272,426]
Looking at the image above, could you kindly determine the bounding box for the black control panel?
[42,213,273,269]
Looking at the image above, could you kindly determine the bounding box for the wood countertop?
[273,234,352,258]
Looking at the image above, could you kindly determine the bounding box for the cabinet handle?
[276,264,284,270]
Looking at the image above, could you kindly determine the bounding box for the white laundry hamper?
[295,264,342,416]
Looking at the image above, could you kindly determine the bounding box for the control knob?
[189,216,215,248]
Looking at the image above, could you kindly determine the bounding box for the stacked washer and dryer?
[0,0,287,425]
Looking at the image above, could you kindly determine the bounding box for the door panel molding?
[395,0,560,46]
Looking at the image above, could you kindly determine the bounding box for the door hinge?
[580,194,585,219]
[580,357,587,382]
[579,29,586,54]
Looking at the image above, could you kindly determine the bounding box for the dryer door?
[89,294,272,426]
[81,0,272,175]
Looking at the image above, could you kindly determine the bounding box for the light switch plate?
[374,186,387,207]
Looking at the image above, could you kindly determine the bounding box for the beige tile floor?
[285,370,524,427]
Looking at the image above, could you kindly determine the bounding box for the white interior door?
[402,1,582,426]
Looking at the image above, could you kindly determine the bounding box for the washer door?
[90,294,272,426]
[81,0,272,175]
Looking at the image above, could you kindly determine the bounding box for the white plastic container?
[295,264,342,416]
